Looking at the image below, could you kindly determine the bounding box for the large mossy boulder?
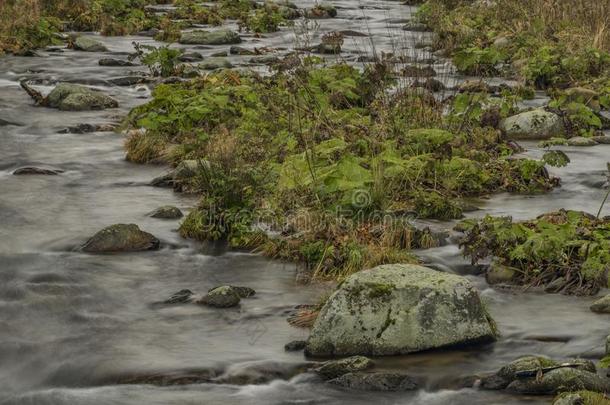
[304,264,497,357]
[499,108,565,140]
[73,36,108,52]
[82,224,160,252]
[179,30,241,45]
[46,84,118,111]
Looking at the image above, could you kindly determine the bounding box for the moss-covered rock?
[46,83,118,111]
[553,391,610,405]
[314,356,374,379]
[567,136,598,146]
[197,286,241,308]
[73,36,108,52]
[304,264,497,356]
[81,224,160,252]
[179,30,241,45]
[499,109,565,140]
[507,367,608,395]
[148,205,183,219]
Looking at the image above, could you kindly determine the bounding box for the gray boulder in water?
[499,108,565,140]
[179,30,241,45]
[20,82,118,111]
[305,264,497,357]
[73,36,108,52]
[81,224,160,252]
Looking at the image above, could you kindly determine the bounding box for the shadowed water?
[0,1,609,404]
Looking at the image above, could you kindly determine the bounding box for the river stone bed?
[0,0,609,404]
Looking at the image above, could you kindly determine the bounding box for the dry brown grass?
[495,0,610,51]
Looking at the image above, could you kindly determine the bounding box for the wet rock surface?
[500,109,565,140]
[305,264,497,356]
[45,83,118,111]
[81,224,160,253]
[314,356,375,380]
[148,205,183,219]
[12,166,64,175]
[328,372,418,391]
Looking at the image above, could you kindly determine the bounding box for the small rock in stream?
[208,285,255,298]
[314,356,375,380]
[148,206,183,219]
[567,136,598,147]
[26,83,119,111]
[590,295,610,313]
[57,123,117,134]
[73,36,108,52]
[197,286,241,308]
[328,372,418,391]
[163,289,194,304]
[179,30,241,45]
[98,58,136,67]
[480,356,601,394]
[284,340,307,352]
[81,224,160,253]
[12,166,64,175]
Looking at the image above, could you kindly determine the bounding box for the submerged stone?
[163,289,194,304]
[12,166,63,175]
[284,340,307,352]
[98,58,135,66]
[328,372,418,391]
[305,264,497,357]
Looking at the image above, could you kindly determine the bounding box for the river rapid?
[1,1,609,404]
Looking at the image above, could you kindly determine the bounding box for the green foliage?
[458,210,610,294]
[453,46,505,75]
[126,62,558,279]
[130,43,183,77]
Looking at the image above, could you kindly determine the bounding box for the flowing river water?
[1,1,609,404]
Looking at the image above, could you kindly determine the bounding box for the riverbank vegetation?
[457,209,610,295]
[125,59,562,280]
[0,0,297,54]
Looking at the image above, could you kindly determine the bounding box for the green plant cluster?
[125,61,559,279]
[458,210,610,295]
[170,0,292,34]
